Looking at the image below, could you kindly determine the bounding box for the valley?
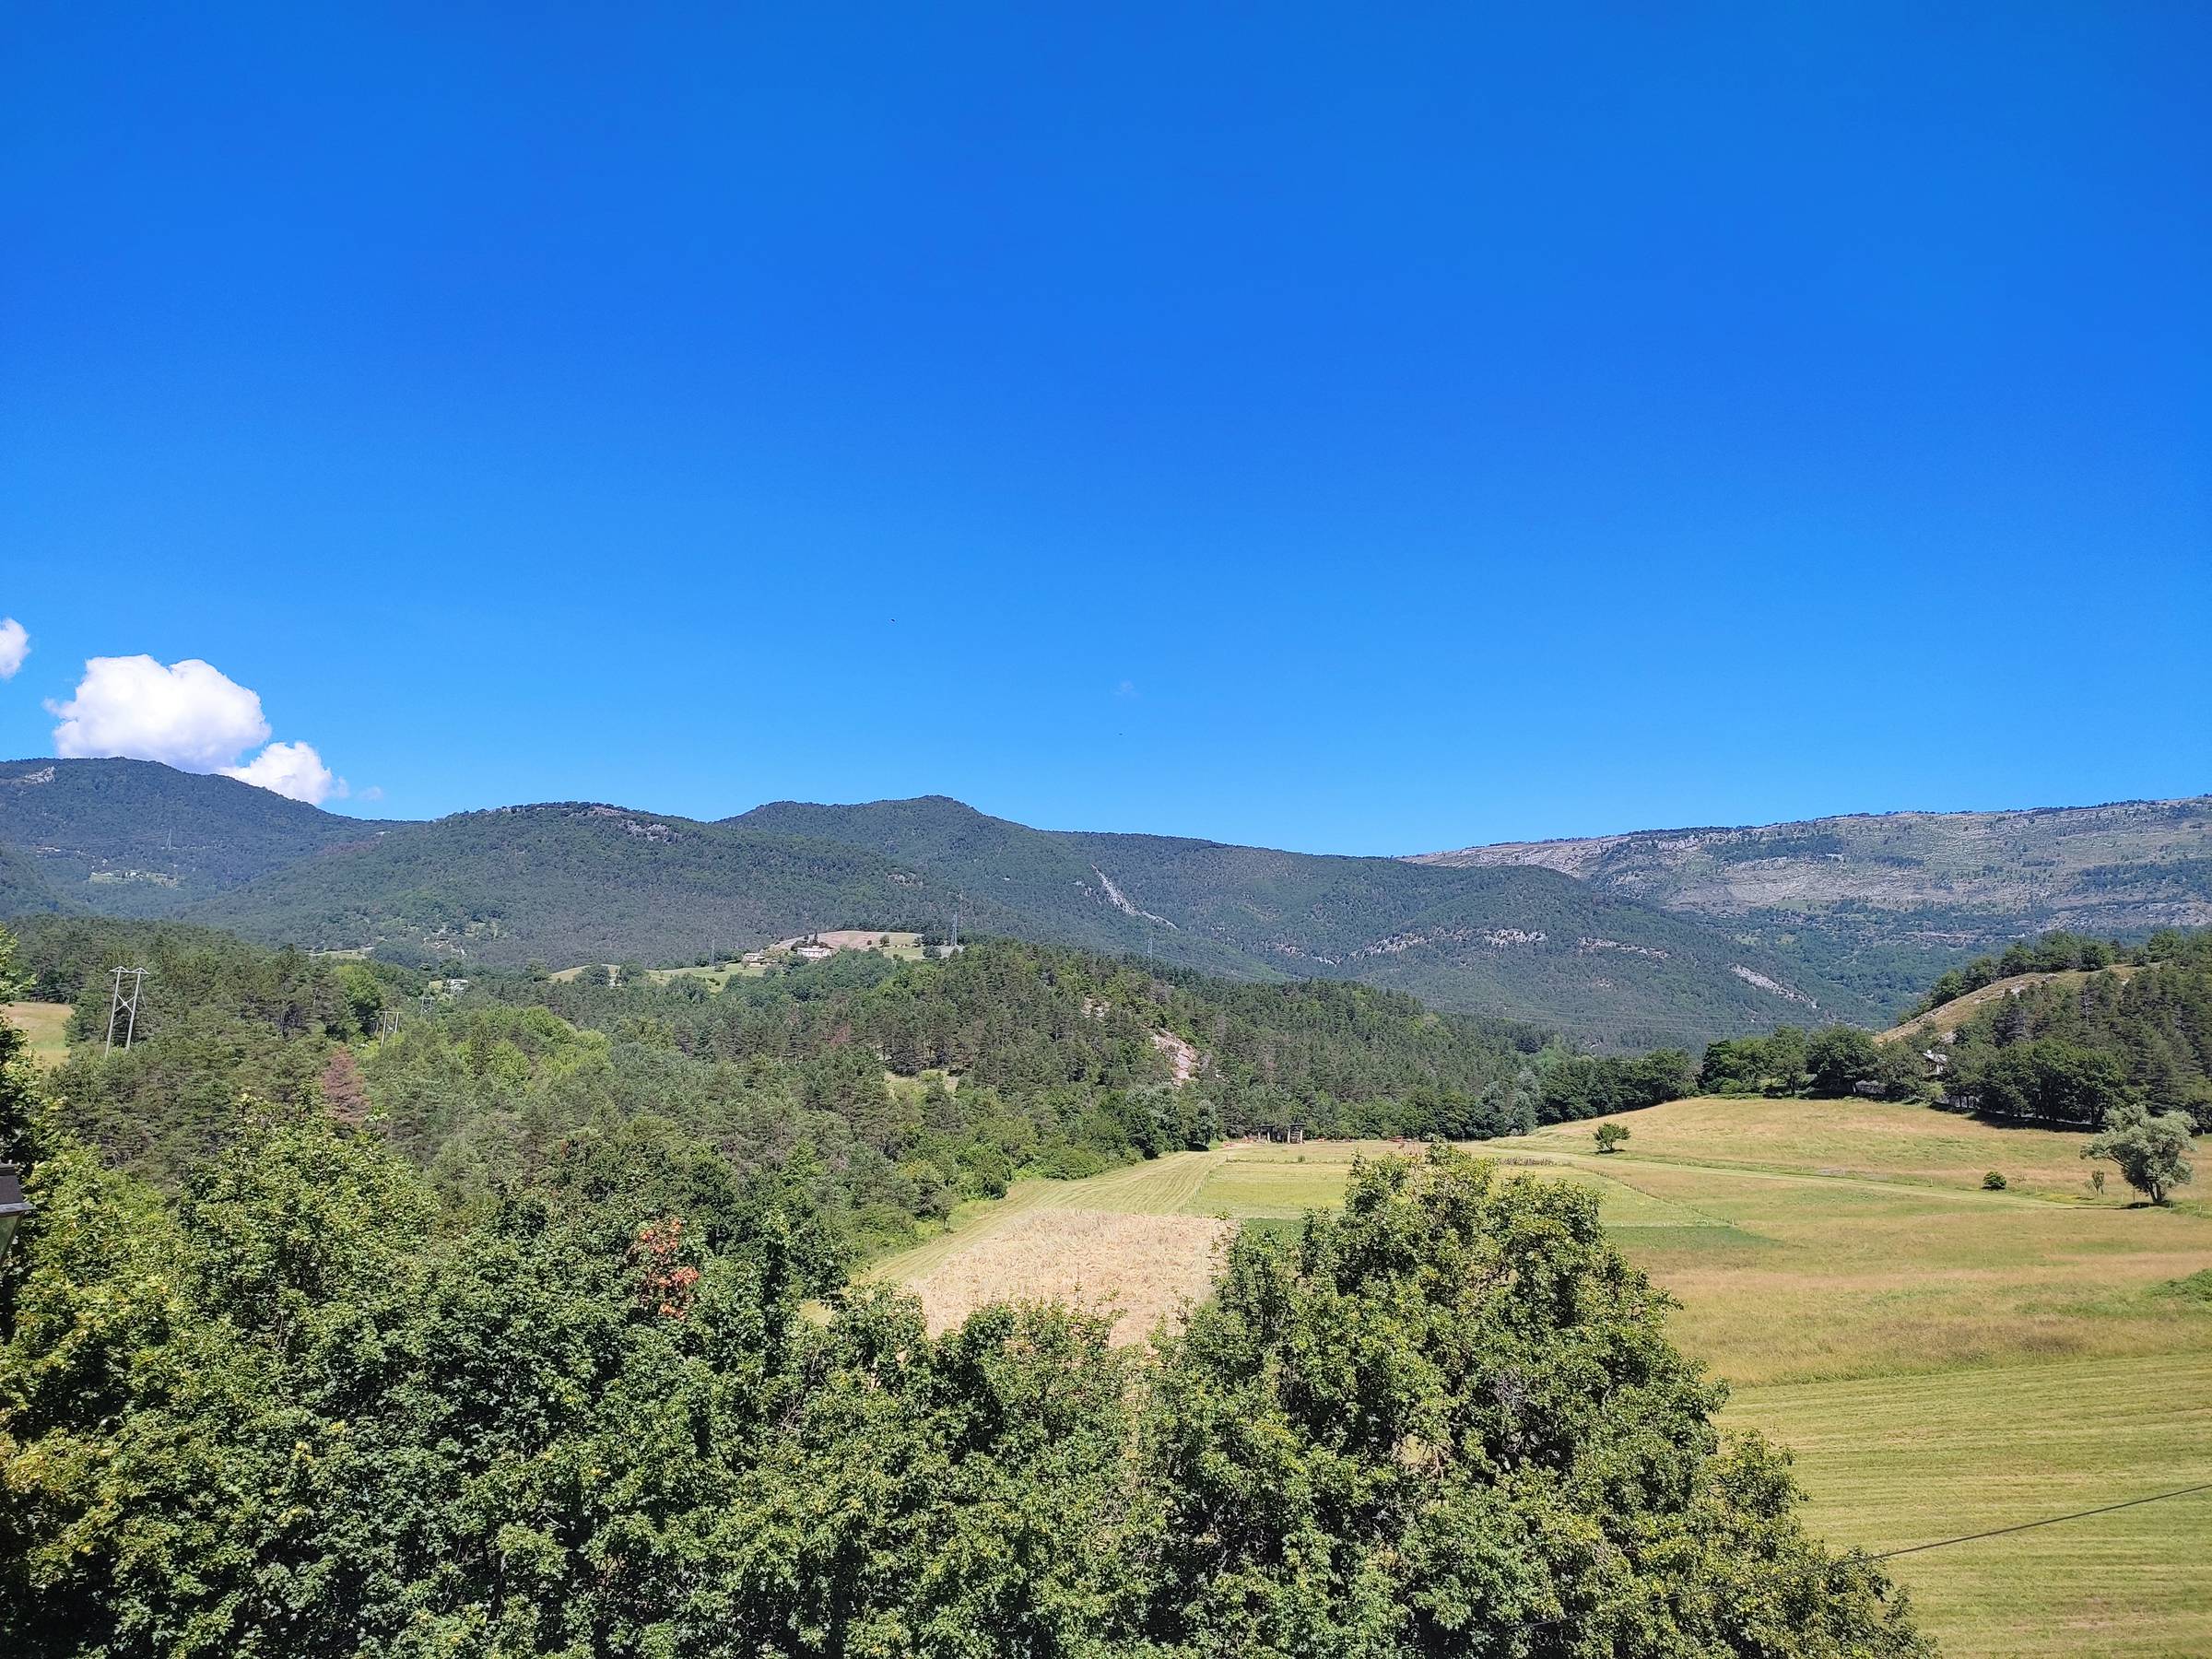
[4,893,2206,1653]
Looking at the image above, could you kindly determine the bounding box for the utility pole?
[950,893,960,953]
[103,966,146,1055]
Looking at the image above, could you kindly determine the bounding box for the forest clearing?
[875,1100,2212,1655]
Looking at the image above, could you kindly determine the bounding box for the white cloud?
[48,653,349,805]
[220,740,348,806]
[0,618,27,679]
[50,655,271,770]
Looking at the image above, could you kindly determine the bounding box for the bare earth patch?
[899,1208,1235,1344]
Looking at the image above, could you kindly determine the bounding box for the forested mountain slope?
[1416,795,2212,1013]
[0,764,1866,1046]
[29,761,2207,1046]
[181,803,996,971]
[0,757,370,910]
[0,841,68,917]
[732,795,1873,1045]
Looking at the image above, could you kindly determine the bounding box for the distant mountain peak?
[10,760,2206,1049]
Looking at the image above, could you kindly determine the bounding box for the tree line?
[0,995,1927,1655]
[5,919,1692,1260]
[1692,929,2212,1132]
[1907,927,2206,1019]
[1933,932,2212,1132]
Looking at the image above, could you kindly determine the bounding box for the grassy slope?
[1737,1356,2210,1659]
[1877,964,2141,1041]
[2,1001,72,1067]
[876,1100,2212,1655]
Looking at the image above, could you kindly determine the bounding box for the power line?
[1867,1482,2212,1561]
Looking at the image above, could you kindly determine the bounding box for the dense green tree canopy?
[13,922,1689,1256]
[0,1121,1928,1657]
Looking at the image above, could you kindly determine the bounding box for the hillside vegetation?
[1877,968,2134,1040]
[1417,794,2212,1012]
[0,920,1930,1656]
[885,1102,2212,1655]
[1927,932,2212,1130]
[727,795,1877,1043]
[0,756,367,908]
[4,916,1691,1245]
[2,760,1877,1047]
[11,759,2210,1048]
[0,842,66,917]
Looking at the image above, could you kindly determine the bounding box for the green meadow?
[2,1001,72,1068]
[878,1099,2212,1656]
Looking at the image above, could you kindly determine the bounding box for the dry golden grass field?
[874,1100,2212,1656]
[2,1001,72,1068]
[896,1209,1236,1340]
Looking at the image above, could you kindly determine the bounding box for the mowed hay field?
[2,1001,72,1068]
[874,1100,2212,1656]
[894,1210,1236,1341]
[868,1151,1239,1340]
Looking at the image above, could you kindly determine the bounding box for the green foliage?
[1982,1170,2007,1190]
[1594,1120,1630,1153]
[0,1132,1930,1655]
[0,842,67,918]
[0,928,35,1166]
[1698,930,2212,1144]
[1942,937,2212,1129]
[6,760,1882,1049]
[1134,1147,1932,1655]
[2081,1101,2195,1206]
[0,756,362,912]
[1806,1026,1884,1097]
[1912,929,2151,1018]
[1703,1024,1920,1106]
[23,923,1690,1256]
[2158,1267,2212,1304]
[1953,1039,2132,1128]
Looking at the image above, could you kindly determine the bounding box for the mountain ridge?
[10,759,2206,1047]
[2,761,1854,1047]
[1413,793,2212,1009]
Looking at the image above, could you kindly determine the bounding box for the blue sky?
[4,3,2206,853]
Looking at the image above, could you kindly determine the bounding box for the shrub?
[1032,1141,1110,1181]
[1982,1171,2007,1191]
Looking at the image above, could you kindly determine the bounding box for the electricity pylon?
[104,966,146,1054]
